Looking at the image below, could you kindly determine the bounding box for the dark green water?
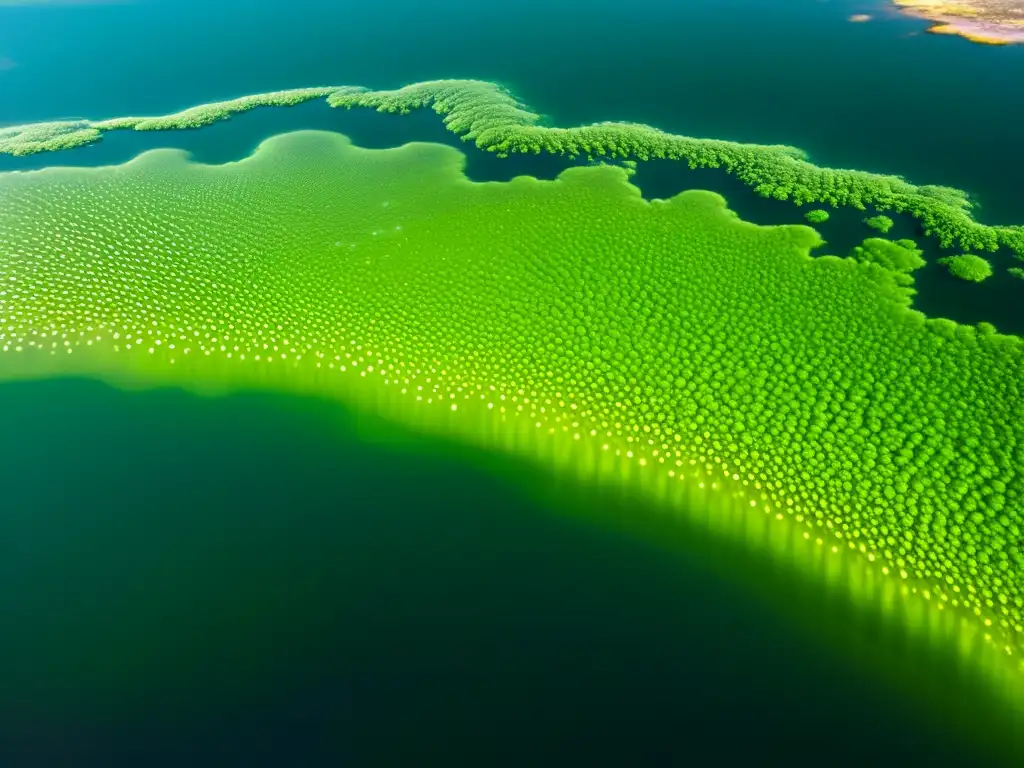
[0,380,994,766]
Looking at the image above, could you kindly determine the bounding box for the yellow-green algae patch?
[1,79,1022,260]
[1,132,1023,723]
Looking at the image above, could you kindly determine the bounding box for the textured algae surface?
[864,215,895,234]
[2,79,1023,260]
[939,253,995,282]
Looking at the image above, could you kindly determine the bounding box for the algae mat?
[0,130,1022,726]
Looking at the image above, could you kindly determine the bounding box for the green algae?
[939,253,994,282]
[851,237,925,275]
[320,80,1024,257]
[1,79,1022,259]
[864,214,895,234]
[95,87,360,132]
[1,132,1023,716]
[0,87,362,156]
[1010,267,1024,281]
[849,237,925,304]
[0,120,102,156]
[804,209,830,224]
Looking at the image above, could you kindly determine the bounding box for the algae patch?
[1,79,1022,262]
[1,133,1022,710]
[939,253,995,282]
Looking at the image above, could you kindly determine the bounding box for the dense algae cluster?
[864,215,895,234]
[939,253,994,283]
[0,131,1022,703]
[1,79,1023,259]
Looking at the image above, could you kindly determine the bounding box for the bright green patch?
[939,253,994,282]
[849,237,926,303]
[864,214,894,234]
[804,209,830,224]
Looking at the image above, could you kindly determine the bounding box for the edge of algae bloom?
[1,131,1023,758]
[0,79,1022,258]
[939,253,995,282]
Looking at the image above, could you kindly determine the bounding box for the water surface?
[0,379,991,766]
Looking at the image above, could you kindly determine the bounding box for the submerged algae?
[0,132,1022,714]
[1,79,1022,260]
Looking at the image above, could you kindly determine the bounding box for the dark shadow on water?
[0,379,1012,767]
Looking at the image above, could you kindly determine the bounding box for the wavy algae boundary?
[0,131,1022,754]
[1,79,1023,262]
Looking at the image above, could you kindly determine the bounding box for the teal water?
[0,380,992,766]
[1,0,1023,763]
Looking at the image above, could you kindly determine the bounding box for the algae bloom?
[3,79,1023,260]
[1,127,1023,723]
[864,214,895,234]
[939,253,994,282]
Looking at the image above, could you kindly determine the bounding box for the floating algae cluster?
[804,209,830,224]
[939,253,995,282]
[864,215,895,234]
[2,79,1023,258]
[1,131,1023,714]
